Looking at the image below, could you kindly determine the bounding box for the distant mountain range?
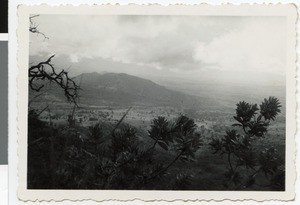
[74,72,201,107]
[31,72,201,108]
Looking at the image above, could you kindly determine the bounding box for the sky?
[29,15,287,85]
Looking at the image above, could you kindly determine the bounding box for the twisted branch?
[29,54,80,106]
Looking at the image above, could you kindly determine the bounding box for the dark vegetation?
[27,93,285,190]
[27,16,285,190]
[28,110,203,189]
[209,97,284,190]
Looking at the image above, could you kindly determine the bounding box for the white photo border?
[17,4,297,202]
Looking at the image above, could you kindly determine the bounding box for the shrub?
[209,97,284,190]
[27,114,203,189]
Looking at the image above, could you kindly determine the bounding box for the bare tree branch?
[28,15,80,106]
[29,55,80,106]
[29,15,49,40]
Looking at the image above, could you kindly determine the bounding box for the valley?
[28,72,286,190]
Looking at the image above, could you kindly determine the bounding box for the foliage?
[148,116,172,150]
[260,97,281,121]
[209,97,283,190]
[28,97,284,190]
[27,113,203,189]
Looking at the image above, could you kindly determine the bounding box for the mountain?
[70,72,200,107]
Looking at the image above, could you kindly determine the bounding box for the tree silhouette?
[27,15,81,188]
[29,15,80,106]
[29,54,80,105]
[209,97,284,190]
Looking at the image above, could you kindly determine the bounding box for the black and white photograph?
[17,4,297,202]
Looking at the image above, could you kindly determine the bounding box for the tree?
[28,54,80,106]
[143,115,202,184]
[27,15,81,188]
[209,97,284,190]
[28,15,80,106]
[100,114,202,189]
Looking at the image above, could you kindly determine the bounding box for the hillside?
[75,72,201,107]
[30,72,201,108]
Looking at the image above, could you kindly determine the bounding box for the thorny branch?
[29,54,80,106]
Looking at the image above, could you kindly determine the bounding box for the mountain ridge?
[30,72,202,108]
[73,72,200,108]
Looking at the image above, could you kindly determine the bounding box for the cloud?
[193,18,286,75]
[30,15,286,76]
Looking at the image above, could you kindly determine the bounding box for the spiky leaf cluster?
[234,101,258,126]
[233,97,281,137]
[149,115,202,162]
[209,97,282,189]
[148,116,172,150]
[260,97,281,120]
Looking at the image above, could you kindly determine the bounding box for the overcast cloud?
[30,15,286,81]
